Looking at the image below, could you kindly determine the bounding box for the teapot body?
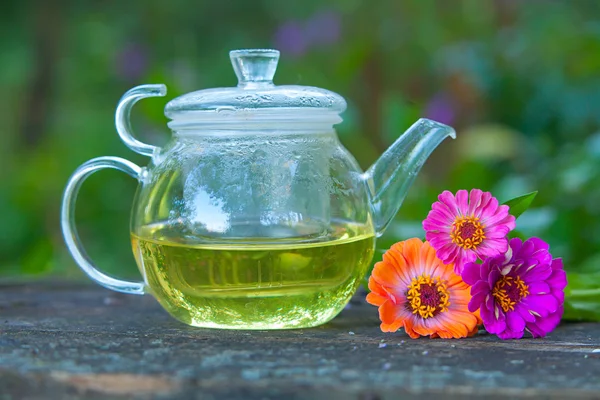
[61,49,455,330]
[131,128,375,328]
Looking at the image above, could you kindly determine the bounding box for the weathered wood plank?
[0,282,599,399]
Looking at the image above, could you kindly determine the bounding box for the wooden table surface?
[0,282,599,399]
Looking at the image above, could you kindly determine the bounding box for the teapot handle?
[115,84,167,157]
[61,156,145,295]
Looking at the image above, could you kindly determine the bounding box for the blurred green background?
[2,1,599,313]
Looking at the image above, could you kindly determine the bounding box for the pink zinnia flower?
[423,189,516,274]
[462,237,567,340]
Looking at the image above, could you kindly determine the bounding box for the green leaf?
[563,271,600,321]
[503,191,538,219]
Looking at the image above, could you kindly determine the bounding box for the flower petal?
[432,201,457,224]
[528,281,550,295]
[508,238,523,258]
[482,205,515,229]
[483,225,512,239]
[473,191,493,217]
[468,290,486,313]
[438,190,461,215]
[526,237,550,253]
[547,260,567,290]
[436,311,478,338]
[480,295,506,334]
[423,210,453,231]
[382,246,415,285]
[497,328,524,340]
[402,317,422,339]
[515,303,536,323]
[365,291,387,307]
[476,238,509,257]
[379,299,409,326]
[482,307,506,334]
[431,241,457,262]
[527,307,563,338]
[478,195,500,221]
[471,280,491,297]
[453,249,477,274]
[367,275,395,303]
[521,261,552,282]
[371,260,404,291]
[461,262,482,286]
[506,311,526,333]
[399,238,424,269]
[521,294,559,317]
[467,189,484,216]
[552,290,565,305]
[488,266,502,289]
[456,189,469,215]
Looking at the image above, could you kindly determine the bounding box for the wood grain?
[0,282,598,399]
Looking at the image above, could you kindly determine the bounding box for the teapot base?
[132,228,374,330]
[148,270,370,330]
[158,289,352,330]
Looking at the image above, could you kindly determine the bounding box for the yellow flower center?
[406,274,450,319]
[492,275,529,312]
[451,216,486,250]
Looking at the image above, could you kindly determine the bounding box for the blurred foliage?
[2,1,600,318]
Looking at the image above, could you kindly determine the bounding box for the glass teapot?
[61,49,455,329]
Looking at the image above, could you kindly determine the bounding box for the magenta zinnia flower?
[462,237,567,340]
[423,189,516,274]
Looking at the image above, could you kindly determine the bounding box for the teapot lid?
[165,49,347,129]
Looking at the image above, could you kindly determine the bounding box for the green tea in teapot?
[132,220,375,329]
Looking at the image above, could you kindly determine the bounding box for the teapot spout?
[364,118,456,236]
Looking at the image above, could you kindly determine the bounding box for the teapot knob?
[230,49,279,88]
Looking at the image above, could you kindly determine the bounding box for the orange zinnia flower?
[366,238,480,339]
